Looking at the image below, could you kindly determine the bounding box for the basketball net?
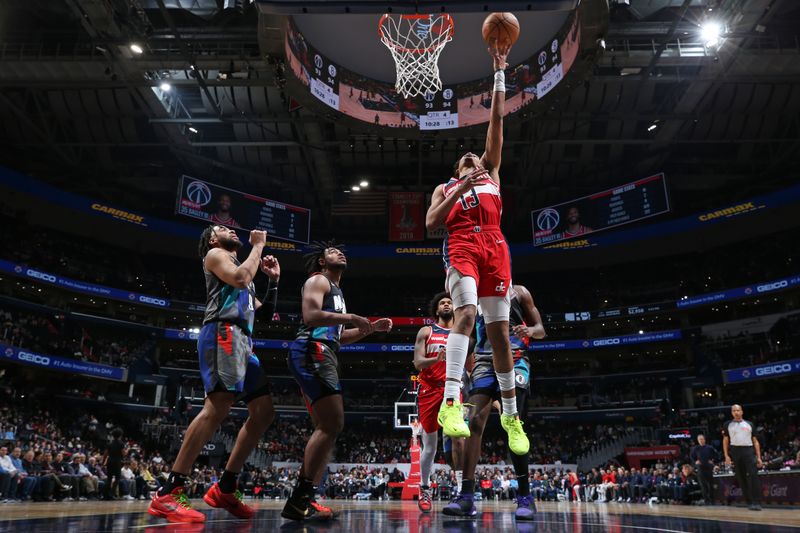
[410,420,423,447]
[378,14,454,99]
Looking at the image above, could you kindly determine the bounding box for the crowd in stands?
[0,306,148,367]
[1,374,799,506]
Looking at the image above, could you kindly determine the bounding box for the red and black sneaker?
[147,486,206,523]
[418,487,432,513]
[310,498,339,520]
[203,482,254,519]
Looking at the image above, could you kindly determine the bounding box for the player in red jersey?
[412,292,465,513]
[425,43,530,461]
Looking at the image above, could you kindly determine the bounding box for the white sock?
[496,370,518,416]
[419,431,437,488]
[443,333,469,400]
[455,470,463,491]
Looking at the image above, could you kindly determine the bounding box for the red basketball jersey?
[418,324,450,390]
[443,170,503,233]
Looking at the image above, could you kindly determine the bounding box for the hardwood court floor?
[0,499,797,532]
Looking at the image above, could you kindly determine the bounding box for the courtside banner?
[0,259,171,309]
[723,358,800,384]
[677,274,800,309]
[164,328,682,353]
[0,343,127,382]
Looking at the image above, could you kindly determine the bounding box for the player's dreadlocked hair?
[303,240,345,275]
[429,291,451,319]
[198,225,217,259]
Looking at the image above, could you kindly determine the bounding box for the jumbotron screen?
[284,12,581,130]
[175,176,311,244]
[531,173,670,246]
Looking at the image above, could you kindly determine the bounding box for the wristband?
[493,69,506,93]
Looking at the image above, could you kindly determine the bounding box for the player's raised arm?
[426,176,483,231]
[481,42,510,184]
[302,274,363,328]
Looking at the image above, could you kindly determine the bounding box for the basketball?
[482,12,520,47]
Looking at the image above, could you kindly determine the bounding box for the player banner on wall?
[531,173,670,247]
[389,192,425,241]
[175,175,311,244]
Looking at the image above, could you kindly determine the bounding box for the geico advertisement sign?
[756,280,788,293]
[26,269,57,283]
[18,351,51,366]
[138,295,168,307]
[755,363,792,377]
[593,338,621,347]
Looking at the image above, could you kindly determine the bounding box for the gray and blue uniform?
[197,254,276,402]
[288,275,346,404]
[470,289,532,397]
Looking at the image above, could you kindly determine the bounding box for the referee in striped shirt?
[722,404,763,511]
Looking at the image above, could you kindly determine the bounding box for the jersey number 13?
[459,189,480,210]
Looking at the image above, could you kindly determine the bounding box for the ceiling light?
[359,180,369,187]
[160,82,172,92]
[351,186,361,192]
[701,22,721,47]
[130,43,144,55]
[647,123,657,132]
[188,126,198,134]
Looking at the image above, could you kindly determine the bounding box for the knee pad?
[479,293,511,324]
[447,269,478,310]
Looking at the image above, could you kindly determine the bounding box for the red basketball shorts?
[417,386,444,434]
[444,229,511,298]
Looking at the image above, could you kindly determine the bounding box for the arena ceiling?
[0,0,799,243]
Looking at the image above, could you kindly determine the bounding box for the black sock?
[219,470,239,494]
[161,472,188,495]
[461,479,475,495]
[511,452,531,496]
[291,477,315,500]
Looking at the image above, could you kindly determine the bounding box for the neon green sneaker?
[501,414,530,455]
[437,400,470,438]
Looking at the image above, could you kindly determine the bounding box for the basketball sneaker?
[438,400,470,438]
[418,486,433,513]
[310,498,339,519]
[147,486,206,523]
[442,493,476,517]
[500,414,530,455]
[515,495,536,520]
[281,491,337,521]
[203,482,254,519]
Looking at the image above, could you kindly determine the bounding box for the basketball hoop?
[378,13,454,99]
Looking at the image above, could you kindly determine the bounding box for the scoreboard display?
[176,176,311,244]
[531,173,670,247]
[309,52,340,110]
[419,87,459,130]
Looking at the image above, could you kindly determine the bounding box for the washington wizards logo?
[582,341,590,348]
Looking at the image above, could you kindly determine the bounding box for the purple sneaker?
[442,493,477,517]
[515,495,537,521]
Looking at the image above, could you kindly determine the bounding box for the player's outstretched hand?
[489,40,511,71]
[249,230,267,247]
[455,171,484,195]
[372,318,393,333]
[512,324,530,339]
[351,314,372,335]
[260,255,280,281]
